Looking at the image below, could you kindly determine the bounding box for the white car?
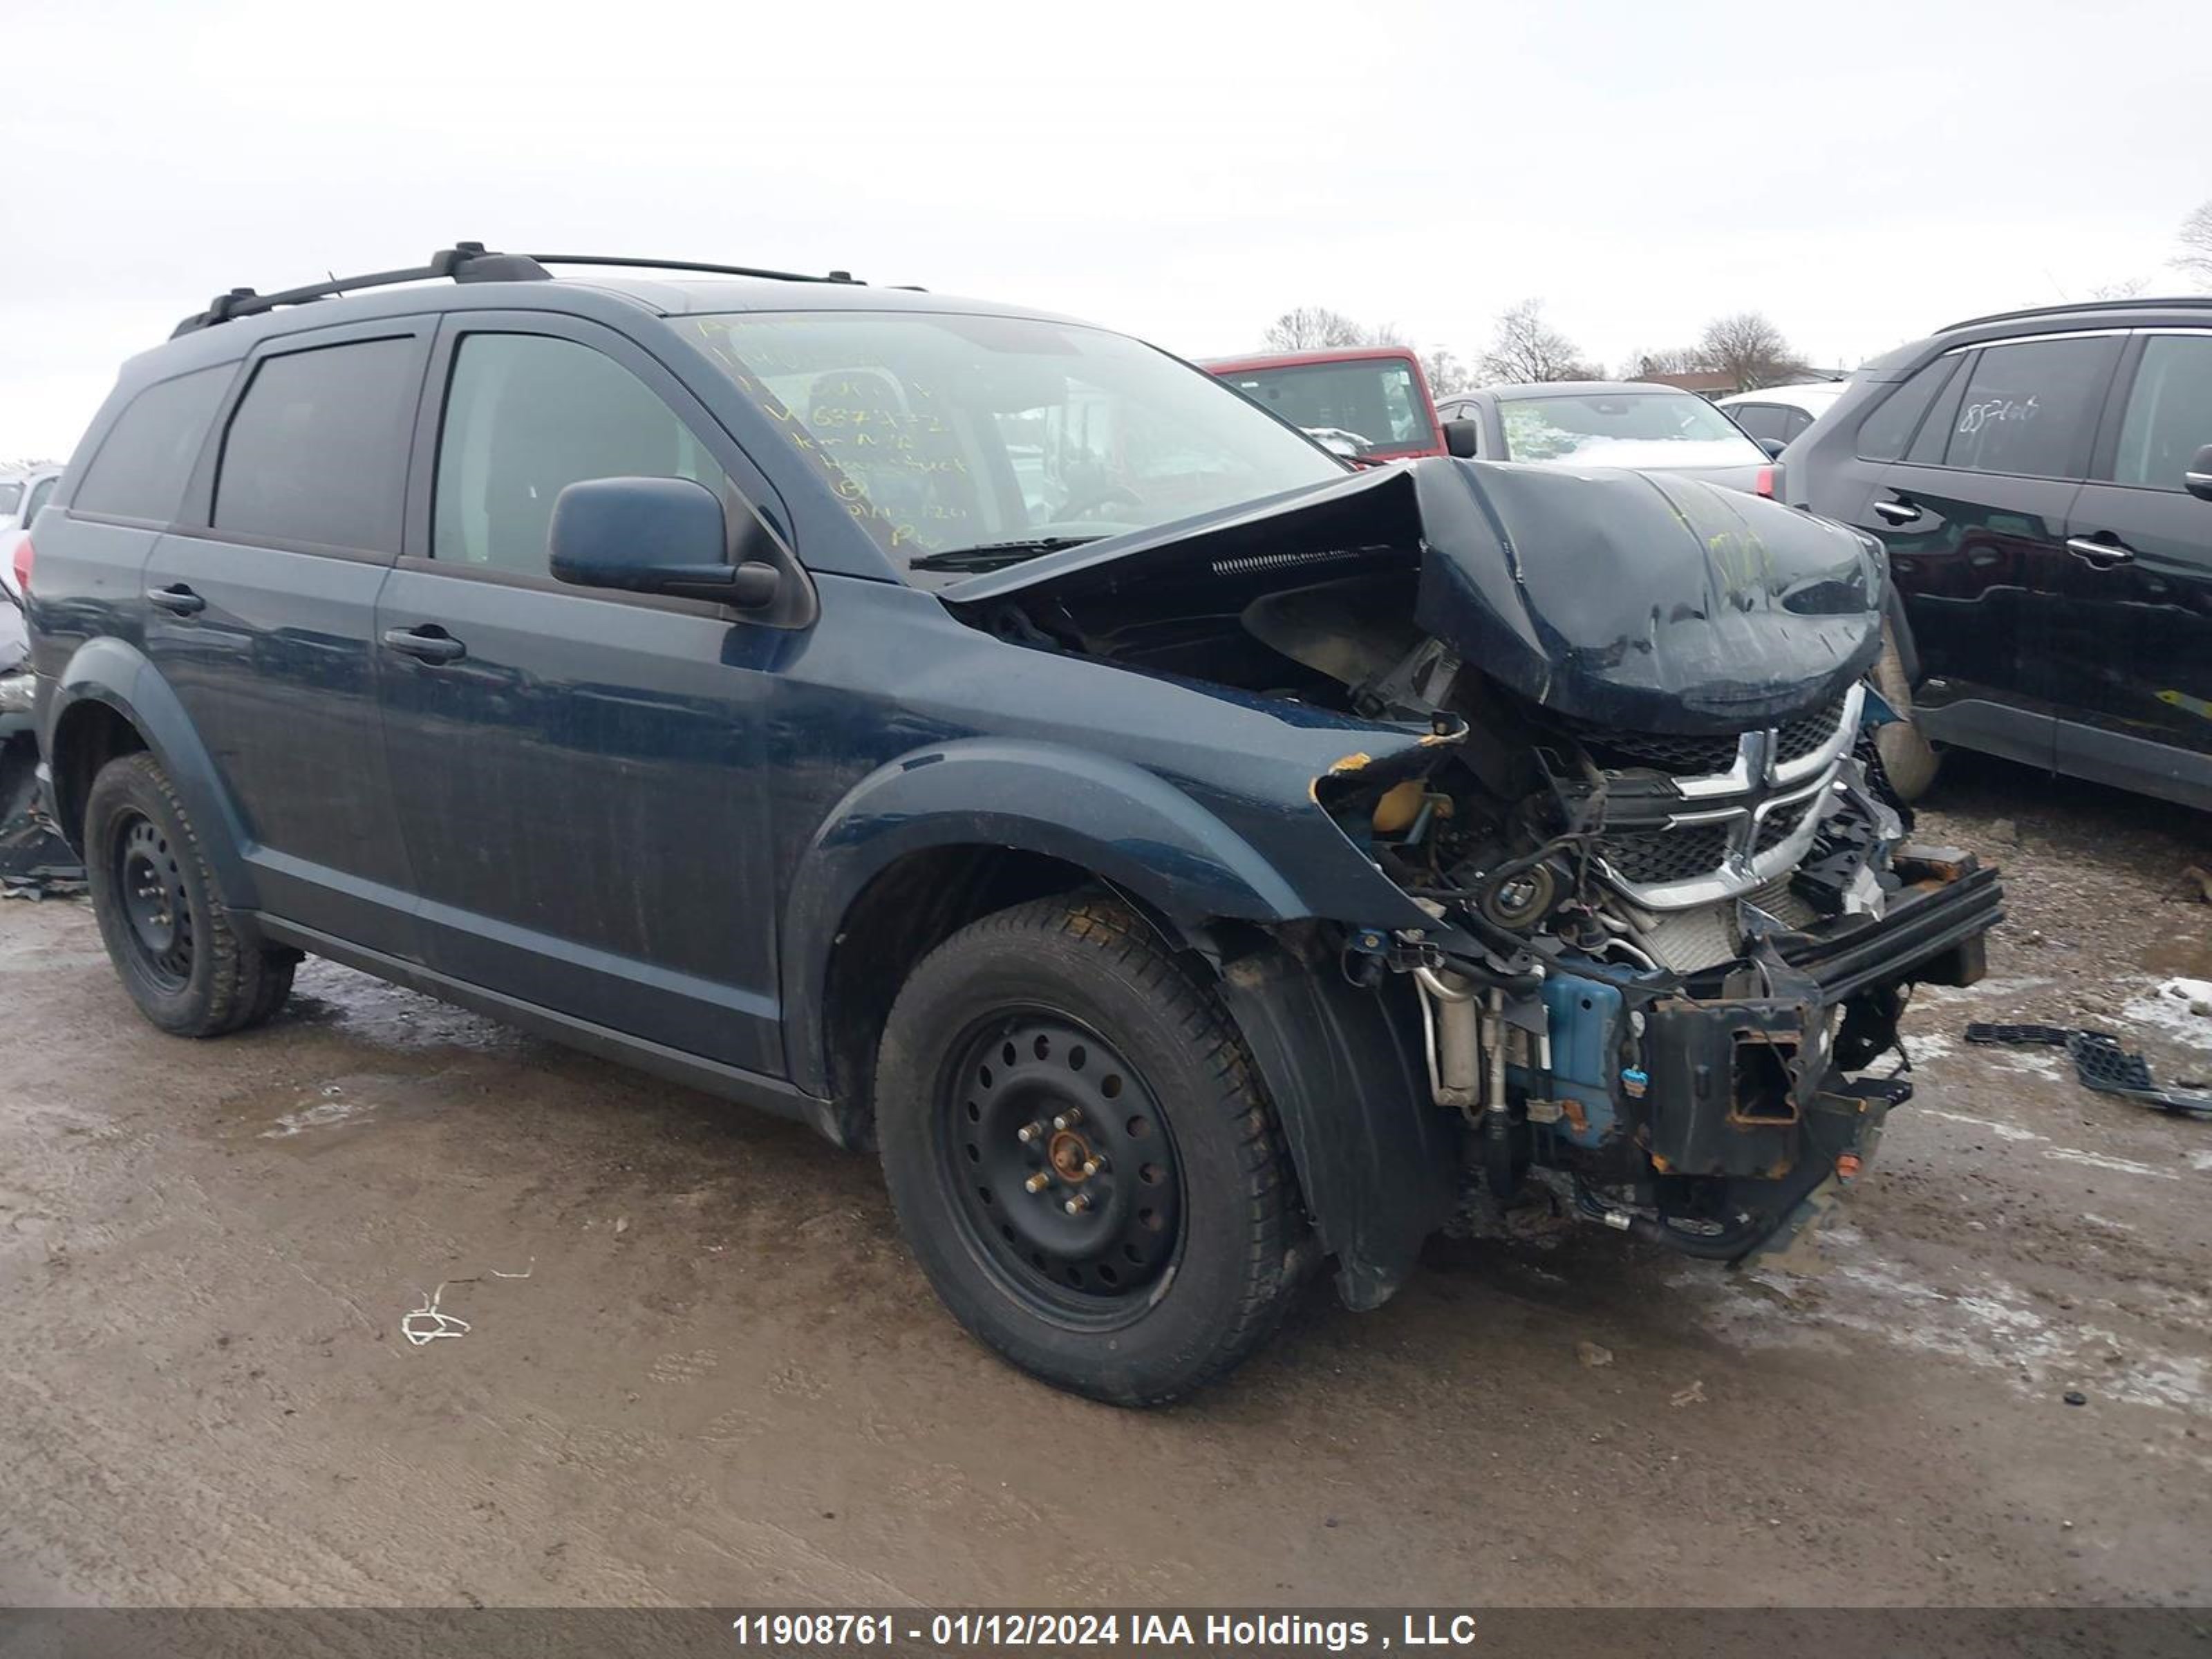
[0,465,59,600]
[1716,382,1849,454]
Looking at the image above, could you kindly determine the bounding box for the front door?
[1854,332,2121,771]
[2054,328,2212,804]
[374,315,789,1072]
[142,322,429,953]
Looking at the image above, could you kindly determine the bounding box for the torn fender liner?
[944,458,1883,736]
[1217,944,1455,1311]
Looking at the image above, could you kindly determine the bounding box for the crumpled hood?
[1407,458,1882,732]
[941,457,1883,735]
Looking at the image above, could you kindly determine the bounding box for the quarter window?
[1730,403,1788,445]
[2109,335,2212,490]
[214,338,419,552]
[1937,336,2118,480]
[73,365,233,522]
[433,334,728,575]
[1855,357,1957,463]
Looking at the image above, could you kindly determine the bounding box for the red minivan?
[1202,348,1444,462]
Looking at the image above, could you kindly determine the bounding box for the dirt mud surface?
[3,753,2208,1610]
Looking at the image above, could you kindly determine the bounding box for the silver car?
[1434,381,1774,494]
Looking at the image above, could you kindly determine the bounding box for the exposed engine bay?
[944,458,2003,1264]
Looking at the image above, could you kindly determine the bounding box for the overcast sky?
[3,0,2206,458]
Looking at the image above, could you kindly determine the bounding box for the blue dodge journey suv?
[25,245,2000,1403]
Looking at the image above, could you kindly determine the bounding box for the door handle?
[2064,536,2135,569]
[380,625,467,664]
[1872,500,1921,526]
[145,583,206,616]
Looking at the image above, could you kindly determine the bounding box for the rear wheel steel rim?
[938,1010,1184,1326]
[114,812,192,991]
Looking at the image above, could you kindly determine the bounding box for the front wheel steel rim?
[939,1010,1184,1323]
[114,813,192,990]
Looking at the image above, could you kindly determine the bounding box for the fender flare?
[780,737,1309,1098]
[47,636,259,910]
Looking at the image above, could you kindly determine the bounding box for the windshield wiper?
[908,536,1102,574]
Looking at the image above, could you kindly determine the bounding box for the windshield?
[1214,358,1436,456]
[676,312,1344,575]
[1500,392,1766,469]
[0,482,21,515]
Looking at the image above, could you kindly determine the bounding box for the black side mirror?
[2187,443,2212,503]
[1757,436,1788,459]
[550,476,780,608]
[1442,418,1482,459]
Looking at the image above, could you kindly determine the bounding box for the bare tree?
[1622,345,1710,379]
[1476,299,1599,384]
[1262,306,1373,351]
[1420,346,1474,397]
[1697,311,1806,392]
[2176,200,2212,285]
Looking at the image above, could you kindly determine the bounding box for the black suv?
[26,246,1999,1403]
[1786,297,2212,809]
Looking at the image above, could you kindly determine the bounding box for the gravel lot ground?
[2,753,2208,1611]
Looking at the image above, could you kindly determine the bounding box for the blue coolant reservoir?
[1538,973,1624,1149]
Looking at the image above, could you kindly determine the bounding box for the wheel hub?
[113,814,194,988]
[1047,1129,1094,1182]
[943,1012,1182,1309]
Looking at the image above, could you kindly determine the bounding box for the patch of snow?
[1987,1047,2065,1080]
[1902,1030,1955,1065]
[1694,1264,2209,1416]
[1915,1107,2045,1144]
[262,1096,373,1138]
[2121,977,2212,1051]
[2043,1147,2181,1182]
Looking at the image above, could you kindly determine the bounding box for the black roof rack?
[1938,294,2212,333]
[171,243,868,337]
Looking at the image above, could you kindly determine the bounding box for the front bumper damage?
[1415,846,2000,1267]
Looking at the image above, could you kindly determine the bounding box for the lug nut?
[1063,1193,1091,1215]
[1024,1172,1052,1194]
[1016,1121,1044,1144]
[1082,1155,1107,1177]
[1052,1108,1083,1131]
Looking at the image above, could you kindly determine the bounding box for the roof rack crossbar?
[1939,294,2212,332]
[525,254,861,284]
[171,242,551,336]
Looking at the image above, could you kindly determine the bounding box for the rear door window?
[432,332,729,576]
[2107,333,2212,491]
[213,337,421,552]
[73,364,234,522]
[1937,335,2119,479]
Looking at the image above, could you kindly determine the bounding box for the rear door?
[144,320,429,953]
[373,312,789,1072]
[2053,328,2212,804]
[1850,332,2121,771]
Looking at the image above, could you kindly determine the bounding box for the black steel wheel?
[113,811,195,991]
[877,896,1305,1406]
[939,1010,1183,1324]
[84,752,298,1036]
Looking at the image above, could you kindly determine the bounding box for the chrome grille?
[1773,700,1847,767]
[1584,686,1863,910]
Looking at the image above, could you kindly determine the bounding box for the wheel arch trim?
[46,637,258,909]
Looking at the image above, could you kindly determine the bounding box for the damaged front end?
[946,458,2001,1277]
